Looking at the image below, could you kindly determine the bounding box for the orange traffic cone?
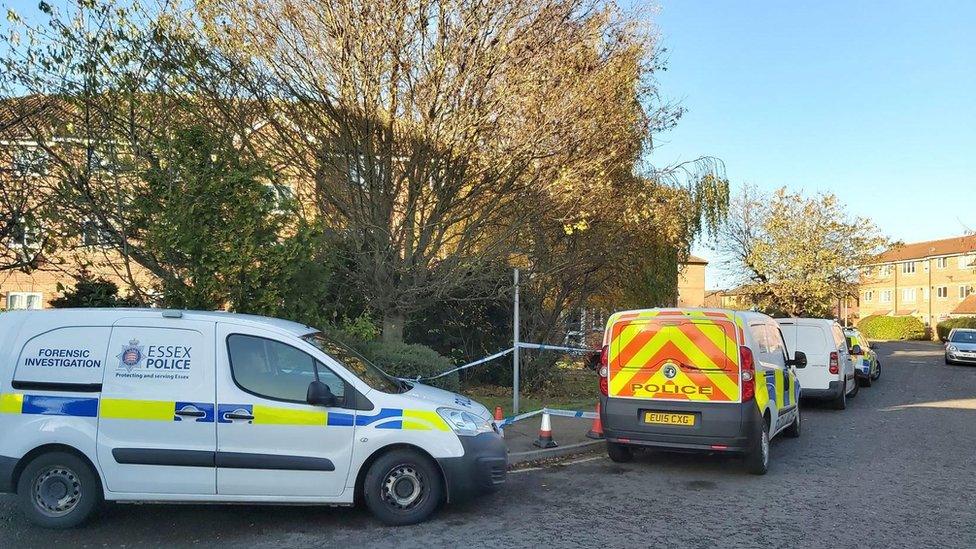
[493,406,505,437]
[586,402,604,439]
[533,411,558,448]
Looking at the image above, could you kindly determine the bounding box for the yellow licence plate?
[644,412,696,426]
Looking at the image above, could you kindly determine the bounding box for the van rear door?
[607,312,741,403]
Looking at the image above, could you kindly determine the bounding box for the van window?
[14,326,110,386]
[749,324,770,353]
[227,335,344,403]
[764,325,787,360]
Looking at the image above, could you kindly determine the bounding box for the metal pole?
[513,268,520,415]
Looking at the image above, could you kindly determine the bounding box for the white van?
[777,318,858,409]
[0,309,505,528]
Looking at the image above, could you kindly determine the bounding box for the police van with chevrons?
[0,309,506,528]
[597,308,807,474]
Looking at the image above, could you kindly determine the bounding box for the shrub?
[50,274,138,308]
[358,340,459,393]
[937,317,976,342]
[857,315,926,341]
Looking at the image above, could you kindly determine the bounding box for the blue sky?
[637,0,976,288]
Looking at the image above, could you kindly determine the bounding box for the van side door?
[765,324,798,430]
[215,324,355,498]
[97,320,217,495]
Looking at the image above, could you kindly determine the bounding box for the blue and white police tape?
[494,407,597,428]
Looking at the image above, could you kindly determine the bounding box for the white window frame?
[937,286,949,299]
[5,292,43,310]
[961,285,974,299]
[880,290,893,304]
[863,290,874,302]
[902,288,916,303]
[902,261,916,274]
[936,257,948,269]
[880,265,893,277]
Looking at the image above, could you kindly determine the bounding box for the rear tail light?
[740,346,755,401]
[598,345,609,396]
[829,351,839,375]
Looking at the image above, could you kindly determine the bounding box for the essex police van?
[597,308,807,474]
[0,309,505,528]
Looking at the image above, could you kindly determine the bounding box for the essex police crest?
[117,339,145,372]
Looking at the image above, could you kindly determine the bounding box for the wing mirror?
[787,351,807,369]
[306,380,336,407]
[850,345,863,356]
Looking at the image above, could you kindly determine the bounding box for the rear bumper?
[437,432,506,503]
[601,397,760,453]
[801,380,843,400]
[0,454,16,493]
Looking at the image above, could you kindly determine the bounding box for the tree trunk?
[382,311,405,343]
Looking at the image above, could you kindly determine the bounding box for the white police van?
[0,309,505,528]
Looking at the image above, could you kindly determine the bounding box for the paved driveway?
[1,341,974,548]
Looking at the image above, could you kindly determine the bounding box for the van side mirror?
[788,351,807,369]
[307,380,336,407]
[850,345,862,356]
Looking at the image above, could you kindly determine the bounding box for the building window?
[961,255,976,270]
[81,220,114,247]
[937,286,949,299]
[962,286,974,299]
[880,290,893,304]
[880,265,893,277]
[902,288,916,303]
[263,183,295,213]
[901,261,916,274]
[863,291,874,302]
[936,257,948,269]
[5,292,43,310]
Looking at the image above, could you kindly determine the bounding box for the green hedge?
[937,317,976,342]
[857,315,927,341]
[358,340,459,393]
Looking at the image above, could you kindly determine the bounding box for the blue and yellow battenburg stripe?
[1,393,448,431]
[215,404,449,431]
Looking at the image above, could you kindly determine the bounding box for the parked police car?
[597,308,806,475]
[0,309,505,528]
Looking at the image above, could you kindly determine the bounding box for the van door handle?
[225,412,255,421]
[175,409,206,418]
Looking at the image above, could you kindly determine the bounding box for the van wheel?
[17,451,101,529]
[363,449,443,526]
[872,361,882,381]
[606,442,633,463]
[859,374,872,388]
[831,380,847,410]
[784,407,801,438]
[848,377,860,398]
[745,418,769,475]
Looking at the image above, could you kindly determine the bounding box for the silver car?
[945,328,976,365]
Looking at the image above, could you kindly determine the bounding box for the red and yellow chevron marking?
[608,315,741,401]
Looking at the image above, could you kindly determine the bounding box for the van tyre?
[872,361,882,380]
[859,372,872,388]
[784,407,801,438]
[745,417,770,475]
[831,380,847,410]
[848,377,860,398]
[607,441,633,463]
[363,449,443,526]
[17,451,101,529]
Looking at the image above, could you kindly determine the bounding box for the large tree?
[190,0,695,341]
[718,185,888,317]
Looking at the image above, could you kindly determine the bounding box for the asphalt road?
[2,341,975,548]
